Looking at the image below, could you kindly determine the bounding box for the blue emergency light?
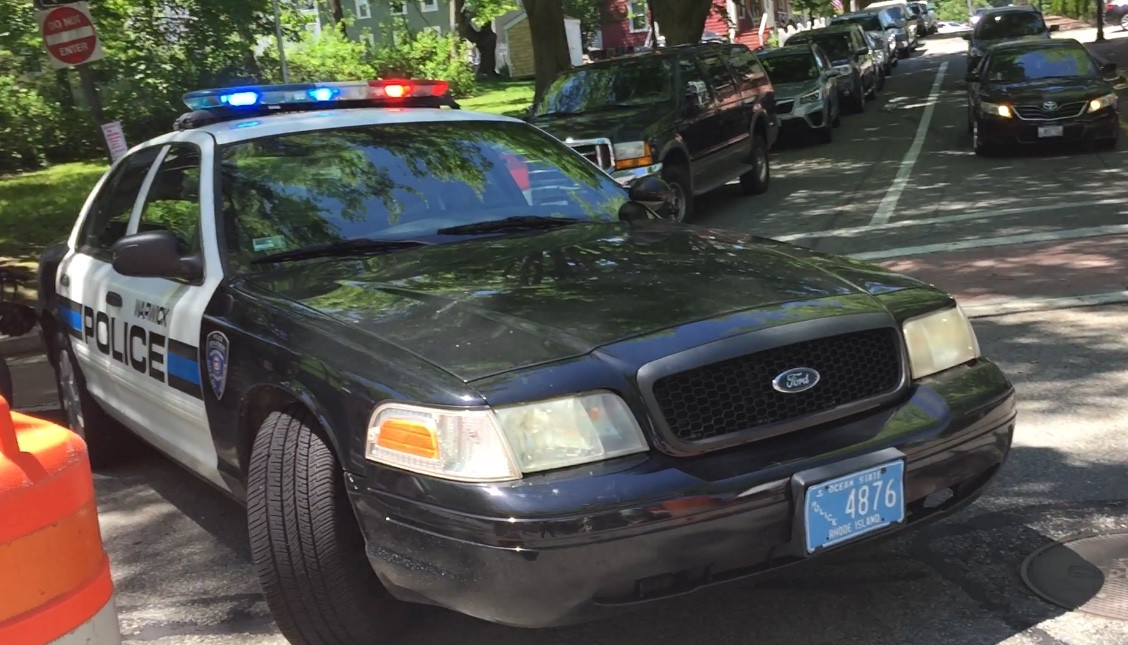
[182,79,451,111]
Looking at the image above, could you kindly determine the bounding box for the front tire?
[1120,13,1128,30]
[660,162,693,222]
[740,134,771,194]
[247,408,410,645]
[52,333,125,468]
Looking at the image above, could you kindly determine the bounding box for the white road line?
[869,62,949,227]
[964,290,1128,319]
[774,198,1125,242]
[850,224,1128,261]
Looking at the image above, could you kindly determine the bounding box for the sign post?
[34,1,118,165]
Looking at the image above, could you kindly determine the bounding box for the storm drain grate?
[1020,531,1128,621]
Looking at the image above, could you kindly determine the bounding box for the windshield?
[218,122,627,270]
[790,34,851,61]
[984,46,1098,82]
[761,54,819,83]
[833,14,884,31]
[533,59,674,116]
[975,12,1046,39]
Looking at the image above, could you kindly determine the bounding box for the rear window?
[217,122,627,270]
[975,12,1046,39]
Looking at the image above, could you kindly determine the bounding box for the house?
[494,10,585,78]
[332,0,456,47]
[597,0,798,55]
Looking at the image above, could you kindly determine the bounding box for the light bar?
[182,79,452,111]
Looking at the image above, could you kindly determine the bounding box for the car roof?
[147,107,521,147]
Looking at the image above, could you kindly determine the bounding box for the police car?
[37,79,1017,645]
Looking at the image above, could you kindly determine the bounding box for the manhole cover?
[1021,531,1128,621]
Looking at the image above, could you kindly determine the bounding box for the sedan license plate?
[1038,125,1064,138]
[803,460,905,553]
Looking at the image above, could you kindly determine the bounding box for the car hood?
[983,77,1112,103]
[773,80,822,101]
[529,104,674,143]
[243,223,924,382]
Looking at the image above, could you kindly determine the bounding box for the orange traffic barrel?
[0,395,122,645]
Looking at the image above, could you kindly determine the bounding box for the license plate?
[1038,125,1064,138]
[803,460,905,553]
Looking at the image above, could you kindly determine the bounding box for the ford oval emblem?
[772,367,821,394]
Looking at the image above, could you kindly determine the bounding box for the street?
[7,30,1128,645]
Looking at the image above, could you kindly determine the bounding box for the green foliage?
[371,28,477,97]
[259,28,376,83]
[563,0,605,46]
[0,162,107,260]
[0,75,59,170]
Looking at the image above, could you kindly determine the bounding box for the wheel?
[816,104,833,143]
[247,408,410,645]
[1120,13,1128,30]
[52,332,126,468]
[866,73,878,99]
[831,95,842,127]
[853,84,866,113]
[0,356,12,405]
[876,69,886,92]
[739,134,770,195]
[972,119,993,156]
[660,162,693,223]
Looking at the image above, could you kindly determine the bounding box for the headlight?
[980,100,1013,118]
[832,64,853,77]
[799,90,822,105]
[902,306,981,379]
[366,392,648,481]
[1088,92,1117,113]
[613,141,653,170]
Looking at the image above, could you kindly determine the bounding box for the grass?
[0,161,107,261]
[459,78,535,117]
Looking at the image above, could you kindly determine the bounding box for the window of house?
[391,0,406,15]
[362,32,376,47]
[356,0,371,18]
[424,25,442,35]
[627,0,649,33]
[420,0,438,12]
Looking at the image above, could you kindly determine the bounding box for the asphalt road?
[8,32,1128,645]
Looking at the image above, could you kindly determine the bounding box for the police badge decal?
[206,331,230,400]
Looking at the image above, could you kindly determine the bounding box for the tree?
[452,0,518,77]
[649,0,714,46]
[524,0,572,105]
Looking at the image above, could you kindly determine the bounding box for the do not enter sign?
[36,2,104,69]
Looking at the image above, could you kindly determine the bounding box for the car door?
[102,140,229,489]
[727,45,777,145]
[57,145,163,412]
[675,55,725,189]
[697,50,750,171]
[850,28,875,89]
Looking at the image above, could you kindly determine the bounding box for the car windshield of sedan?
[761,54,819,83]
[533,59,673,117]
[985,47,1098,82]
[790,34,852,61]
[217,121,628,268]
[975,12,1046,39]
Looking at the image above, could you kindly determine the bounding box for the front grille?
[568,139,615,172]
[651,328,902,443]
[776,100,795,114]
[1014,101,1086,120]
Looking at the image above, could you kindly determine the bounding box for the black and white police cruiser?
[37,78,1017,645]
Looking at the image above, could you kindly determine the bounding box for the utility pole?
[272,0,291,82]
[1096,0,1105,42]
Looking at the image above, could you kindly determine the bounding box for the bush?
[0,76,60,173]
[371,29,477,97]
[258,28,377,83]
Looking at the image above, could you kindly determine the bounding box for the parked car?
[830,10,900,66]
[906,1,936,35]
[963,5,1057,72]
[1106,0,1128,31]
[966,39,1119,154]
[529,43,780,222]
[757,43,842,143]
[36,74,1019,645]
[786,24,879,113]
[864,1,922,54]
[912,1,940,33]
[866,30,893,81]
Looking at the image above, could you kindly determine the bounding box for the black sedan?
[967,39,1119,155]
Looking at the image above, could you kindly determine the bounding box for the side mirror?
[624,175,677,219]
[1048,24,1060,32]
[112,230,203,282]
[1100,62,1117,75]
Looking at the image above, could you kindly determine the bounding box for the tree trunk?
[452,0,500,77]
[524,0,572,106]
[649,0,714,45]
[327,0,347,34]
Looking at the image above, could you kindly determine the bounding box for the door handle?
[106,291,123,307]
[60,274,70,287]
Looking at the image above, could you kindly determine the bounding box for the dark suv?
[529,43,780,222]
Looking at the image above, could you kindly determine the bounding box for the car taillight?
[368,79,450,99]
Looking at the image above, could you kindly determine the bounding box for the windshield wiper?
[251,238,428,264]
[436,216,589,236]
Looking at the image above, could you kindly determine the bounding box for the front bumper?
[610,162,664,187]
[347,359,1016,628]
[976,108,1119,145]
[778,100,829,131]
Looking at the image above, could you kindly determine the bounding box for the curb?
[0,331,45,358]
